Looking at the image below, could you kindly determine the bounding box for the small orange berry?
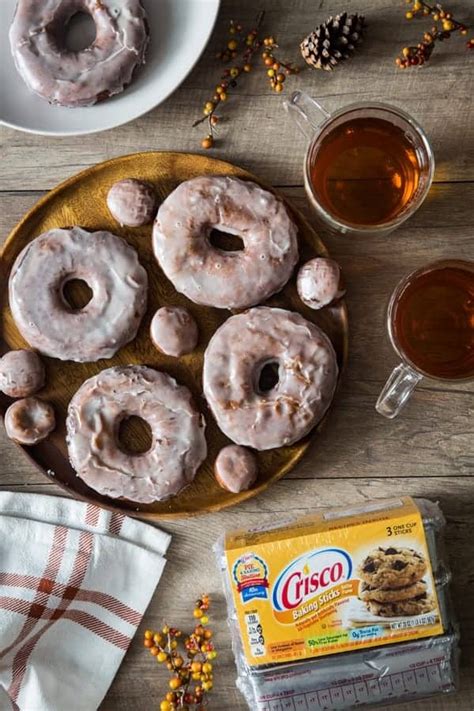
[150,646,159,656]
[169,677,181,690]
[201,135,213,150]
[227,39,238,51]
[144,630,153,640]
[406,11,414,19]
[275,82,284,93]
[193,608,204,618]
[264,57,273,66]
[144,638,153,648]
[243,63,252,72]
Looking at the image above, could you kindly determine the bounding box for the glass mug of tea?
[284,91,435,237]
[376,259,474,418]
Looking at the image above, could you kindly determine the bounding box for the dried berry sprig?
[396,1,471,68]
[261,37,300,93]
[144,594,217,710]
[193,12,302,149]
[193,12,266,149]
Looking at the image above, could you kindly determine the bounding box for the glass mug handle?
[376,364,423,419]
[284,90,330,140]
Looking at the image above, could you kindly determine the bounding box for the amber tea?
[390,263,474,380]
[310,116,422,226]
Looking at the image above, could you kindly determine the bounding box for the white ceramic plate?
[0,0,220,136]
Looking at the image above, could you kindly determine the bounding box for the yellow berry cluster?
[194,12,302,149]
[261,37,300,93]
[397,0,471,68]
[143,595,217,711]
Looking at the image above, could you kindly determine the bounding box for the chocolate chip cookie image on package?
[357,546,427,589]
[366,593,436,618]
[359,579,427,603]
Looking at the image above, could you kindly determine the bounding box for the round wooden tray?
[0,152,348,519]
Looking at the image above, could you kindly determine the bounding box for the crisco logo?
[272,548,352,611]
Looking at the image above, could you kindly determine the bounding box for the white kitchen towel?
[0,492,171,711]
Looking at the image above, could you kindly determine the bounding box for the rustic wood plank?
[1,479,473,710]
[1,0,473,190]
[97,476,472,711]
[1,0,473,708]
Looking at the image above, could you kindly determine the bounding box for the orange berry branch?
[193,11,300,149]
[396,1,472,67]
[143,594,217,710]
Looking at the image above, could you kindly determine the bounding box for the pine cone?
[300,13,366,71]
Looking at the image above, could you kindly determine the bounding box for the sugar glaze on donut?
[66,366,207,503]
[5,397,55,445]
[150,307,199,357]
[153,176,299,309]
[107,179,157,227]
[9,227,148,363]
[297,257,345,310]
[9,0,149,107]
[214,445,258,493]
[0,350,45,398]
[203,307,338,450]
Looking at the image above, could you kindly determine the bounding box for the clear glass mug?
[376,259,474,419]
[284,90,435,237]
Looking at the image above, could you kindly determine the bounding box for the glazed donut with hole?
[153,176,299,309]
[9,227,148,363]
[203,307,338,450]
[66,366,207,503]
[9,0,149,107]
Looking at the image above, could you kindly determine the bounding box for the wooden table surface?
[1,1,473,709]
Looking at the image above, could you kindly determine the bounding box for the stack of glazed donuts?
[2,172,345,506]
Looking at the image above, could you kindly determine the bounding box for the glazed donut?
[0,350,45,398]
[203,307,338,450]
[297,257,345,310]
[66,366,207,503]
[5,397,55,445]
[9,227,148,363]
[153,176,299,309]
[9,0,149,107]
[107,179,157,227]
[150,307,199,357]
[214,445,258,493]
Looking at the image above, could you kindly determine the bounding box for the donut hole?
[117,416,153,456]
[257,361,280,393]
[62,279,93,311]
[63,11,97,52]
[209,227,245,253]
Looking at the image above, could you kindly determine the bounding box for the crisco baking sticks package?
[221,497,444,667]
